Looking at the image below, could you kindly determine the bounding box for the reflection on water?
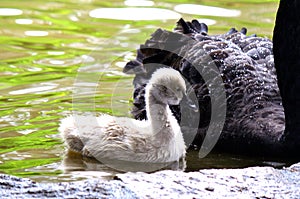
[88,3,240,21]
[124,0,154,7]
[61,151,119,182]
[89,8,181,20]
[15,19,33,25]
[9,85,57,95]
[0,8,23,16]
[24,30,49,37]
[174,4,241,17]
[0,0,281,182]
[62,151,185,175]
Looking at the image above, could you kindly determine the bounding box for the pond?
[0,0,290,183]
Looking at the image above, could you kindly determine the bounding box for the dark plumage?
[273,0,300,154]
[124,0,300,156]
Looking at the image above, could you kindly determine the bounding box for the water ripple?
[34,56,91,67]
[89,8,181,20]
[24,30,49,37]
[9,85,57,95]
[124,0,154,7]
[174,4,241,17]
[0,8,23,16]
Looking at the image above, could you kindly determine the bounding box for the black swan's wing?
[124,18,285,155]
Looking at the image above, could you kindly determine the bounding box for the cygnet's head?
[148,68,186,105]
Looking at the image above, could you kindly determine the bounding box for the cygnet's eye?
[154,84,167,93]
[175,87,181,92]
[161,85,168,92]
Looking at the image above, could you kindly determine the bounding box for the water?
[0,0,284,183]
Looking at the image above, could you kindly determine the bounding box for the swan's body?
[124,18,294,156]
[59,68,186,163]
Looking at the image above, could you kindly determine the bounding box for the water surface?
[0,0,283,182]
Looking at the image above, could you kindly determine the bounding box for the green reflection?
[0,0,279,182]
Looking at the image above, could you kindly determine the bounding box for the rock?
[1,162,300,198]
[118,163,300,198]
[0,174,138,199]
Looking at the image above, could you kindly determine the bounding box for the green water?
[0,0,281,182]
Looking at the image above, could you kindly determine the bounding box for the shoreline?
[1,162,300,198]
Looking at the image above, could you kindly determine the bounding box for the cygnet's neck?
[145,84,175,143]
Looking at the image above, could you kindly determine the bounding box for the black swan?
[123,0,299,157]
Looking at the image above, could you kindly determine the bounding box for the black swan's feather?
[124,18,289,156]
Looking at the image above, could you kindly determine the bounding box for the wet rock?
[118,163,300,198]
[1,162,300,198]
[0,174,138,199]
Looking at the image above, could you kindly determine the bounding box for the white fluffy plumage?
[59,68,186,163]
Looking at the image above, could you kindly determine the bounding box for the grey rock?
[1,162,300,198]
[0,174,138,199]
